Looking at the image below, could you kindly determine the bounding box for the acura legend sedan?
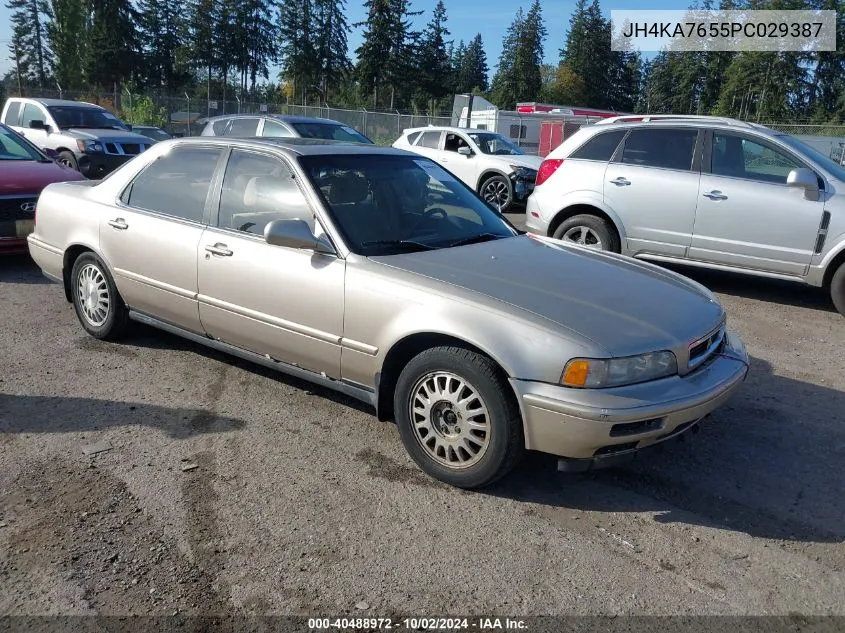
[27,137,749,488]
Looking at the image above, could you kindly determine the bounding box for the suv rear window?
[416,131,441,149]
[570,130,626,161]
[620,128,698,171]
[3,102,21,125]
[406,131,422,145]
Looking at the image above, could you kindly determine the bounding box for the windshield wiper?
[448,233,507,248]
[362,239,437,252]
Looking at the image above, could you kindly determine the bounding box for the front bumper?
[513,331,749,469]
[511,173,536,202]
[78,153,133,179]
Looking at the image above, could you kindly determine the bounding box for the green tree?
[417,0,452,104]
[85,0,139,89]
[489,8,523,108]
[6,0,52,89]
[279,0,318,104]
[46,0,87,90]
[456,34,488,94]
[188,0,216,100]
[138,0,188,93]
[313,0,352,100]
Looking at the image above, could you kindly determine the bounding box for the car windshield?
[0,124,46,161]
[47,106,129,131]
[300,154,517,256]
[776,133,845,182]
[467,132,525,155]
[137,127,171,141]
[291,121,372,144]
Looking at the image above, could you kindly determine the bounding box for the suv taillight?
[535,159,564,187]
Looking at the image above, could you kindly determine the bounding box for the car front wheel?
[71,252,130,340]
[830,262,845,316]
[479,174,513,213]
[57,150,79,171]
[393,346,524,489]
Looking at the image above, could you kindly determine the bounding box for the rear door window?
[262,119,294,137]
[570,130,626,161]
[416,131,442,149]
[620,128,699,171]
[225,118,260,136]
[3,102,21,125]
[406,131,422,145]
[122,146,224,222]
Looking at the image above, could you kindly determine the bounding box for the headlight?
[561,351,678,388]
[76,140,104,153]
[510,165,537,179]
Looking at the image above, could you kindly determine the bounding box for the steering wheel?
[406,207,448,236]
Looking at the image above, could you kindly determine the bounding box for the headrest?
[328,172,369,205]
[243,176,280,208]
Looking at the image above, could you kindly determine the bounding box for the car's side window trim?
[702,129,822,189]
[611,126,700,173]
[3,101,22,126]
[116,144,228,227]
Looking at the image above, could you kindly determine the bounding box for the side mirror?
[264,219,335,254]
[29,119,47,131]
[43,148,59,159]
[458,146,472,157]
[786,168,820,201]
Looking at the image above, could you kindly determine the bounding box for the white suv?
[393,126,542,213]
[526,115,845,316]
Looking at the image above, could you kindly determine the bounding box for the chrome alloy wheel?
[482,178,510,208]
[76,263,110,327]
[409,371,491,469]
[562,225,604,249]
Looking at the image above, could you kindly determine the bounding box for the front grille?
[0,195,37,239]
[104,142,148,156]
[688,324,725,371]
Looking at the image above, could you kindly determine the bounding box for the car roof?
[402,126,490,134]
[167,136,411,157]
[202,113,350,125]
[10,97,102,109]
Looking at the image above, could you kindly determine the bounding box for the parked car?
[27,137,749,488]
[393,126,543,213]
[0,122,85,253]
[129,125,172,143]
[198,114,372,144]
[526,114,845,316]
[0,98,153,178]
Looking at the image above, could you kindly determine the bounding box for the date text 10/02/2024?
[308,617,528,630]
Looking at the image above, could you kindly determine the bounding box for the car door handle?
[609,177,630,186]
[205,243,233,257]
[703,190,728,200]
[107,218,128,230]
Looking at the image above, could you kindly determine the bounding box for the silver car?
[27,137,749,488]
[198,113,372,144]
[527,115,845,316]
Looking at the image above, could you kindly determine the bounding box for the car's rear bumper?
[525,195,548,233]
[78,153,133,179]
[512,331,749,467]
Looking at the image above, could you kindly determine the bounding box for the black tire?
[830,263,845,316]
[552,213,621,253]
[393,346,525,489]
[70,252,130,340]
[57,150,79,171]
[479,174,514,213]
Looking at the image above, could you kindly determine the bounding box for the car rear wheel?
[553,214,620,253]
[830,262,845,316]
[71,252,130,340]
[393,346,524,489]
[479,174,513,213]
[57,150,79,171]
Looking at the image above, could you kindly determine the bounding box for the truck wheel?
[479,174,513,213]
[71,252,130,340]
[831,263,845,316]
[393,346,525,489]
[553,214,621,253]
[57,151,79,171]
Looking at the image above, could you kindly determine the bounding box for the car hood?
[64,128,152,143]
[498,154,543,170]
[0,159,85,193]
[371,234,724,357]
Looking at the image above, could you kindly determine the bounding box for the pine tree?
[85,0,139,90]
[6,0,52,89]
[238,0,278,96]
[279,0,318,104]
[417,0,451,104]
[188,0,216,101]
[46,0,87,89]
[313,0,351,100]
[514,0,545,102]
[489,8,524,108]
[457,34,488,93]
[138,0,187,92]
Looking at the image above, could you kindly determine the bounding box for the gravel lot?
[2,215,844,619]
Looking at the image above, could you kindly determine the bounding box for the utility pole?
[14,42,23,96]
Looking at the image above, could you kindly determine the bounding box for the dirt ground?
[2,222,844,621]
